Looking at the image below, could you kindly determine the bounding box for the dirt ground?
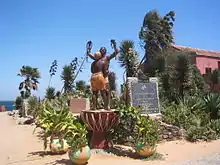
[1,112,220,165]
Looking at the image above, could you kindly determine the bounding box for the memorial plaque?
[130,82,160,114]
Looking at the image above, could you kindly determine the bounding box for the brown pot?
[68,146,91,165]
[135,146,156,157]
[49,137,69,154]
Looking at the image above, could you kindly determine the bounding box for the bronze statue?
[87,41,119,110]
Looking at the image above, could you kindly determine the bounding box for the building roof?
[172,45,220,58]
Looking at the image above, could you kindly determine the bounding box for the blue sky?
[0,0,220,100]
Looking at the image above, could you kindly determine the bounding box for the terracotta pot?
[50,137,69,154]
[135,145,156,157]
[68,146,91,165]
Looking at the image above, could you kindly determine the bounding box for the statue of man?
[87,46,119,110]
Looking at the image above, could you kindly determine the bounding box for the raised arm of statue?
[87,50,96,60]
[108,48,120,61]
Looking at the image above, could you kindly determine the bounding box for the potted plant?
[35,98,73,154]
[134,116,159,157]
[65,120,91,165]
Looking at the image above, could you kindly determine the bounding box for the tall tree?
[18,65,40,99]
[118,40,139,77]
[139,10,175,75]
[61,58,78,94]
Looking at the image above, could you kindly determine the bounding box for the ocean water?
[0,101,14,111]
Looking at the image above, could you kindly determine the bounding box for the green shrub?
[162,94,220,142]
[111,104,141,145]
[203,93,220,120]
[135,116,159,148]
[15,96,23,110]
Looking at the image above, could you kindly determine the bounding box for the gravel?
[172,152,220,165]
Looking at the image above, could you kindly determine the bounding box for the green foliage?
[135,116,159,148]
[27,96,41,118]
[112,104,141,145]
[139,10,175,69]
[203,93,220,120]
[65,120,88,151]
[45,87,56,100]
[159,51,207,102]
[119,40,139,77]
[35,96,74,150]
[73,80,91,98]
[15,96,23,110]
[162,93,220,142]
[204,69,220,91]
[18,65,40,99]
[61,58,78,94]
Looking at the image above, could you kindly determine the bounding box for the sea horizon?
[0,101,15,111]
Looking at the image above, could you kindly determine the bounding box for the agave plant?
[203,93,220,120]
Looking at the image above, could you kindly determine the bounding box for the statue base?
[81,109,119,149]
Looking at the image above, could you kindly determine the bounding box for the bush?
[162,94,220,142]
[111,104,141,145]
[15,96,23,110]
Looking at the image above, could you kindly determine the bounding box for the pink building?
[173,45,220,75]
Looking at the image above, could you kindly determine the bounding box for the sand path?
[1,112,220,165]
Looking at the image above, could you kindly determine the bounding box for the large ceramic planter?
[68,146,91,165]
[135,144,156,157]
[50,137,69,154]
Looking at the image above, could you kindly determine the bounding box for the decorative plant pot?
[135,144,156,157]
[68,145,91,165]
[50,137,69,154]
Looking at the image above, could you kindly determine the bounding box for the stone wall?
[158,121,185,141]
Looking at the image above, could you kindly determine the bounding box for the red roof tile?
[172,45,220,58]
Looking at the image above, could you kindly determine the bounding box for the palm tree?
[61,65,74,94]
[18,65,40,99]
[45,87,56,100]
[118,40,139,77]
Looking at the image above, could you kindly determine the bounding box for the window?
[205,67,212,73]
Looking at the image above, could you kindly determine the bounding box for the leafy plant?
[135,116,159,148]
[112,104,141,145]
[35,97,74,150]
[27,96,40,119]
[203,93,220,120]
[65,120,88,151]
[15,96,23,110]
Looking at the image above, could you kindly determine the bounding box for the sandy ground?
[1,112,220,165]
